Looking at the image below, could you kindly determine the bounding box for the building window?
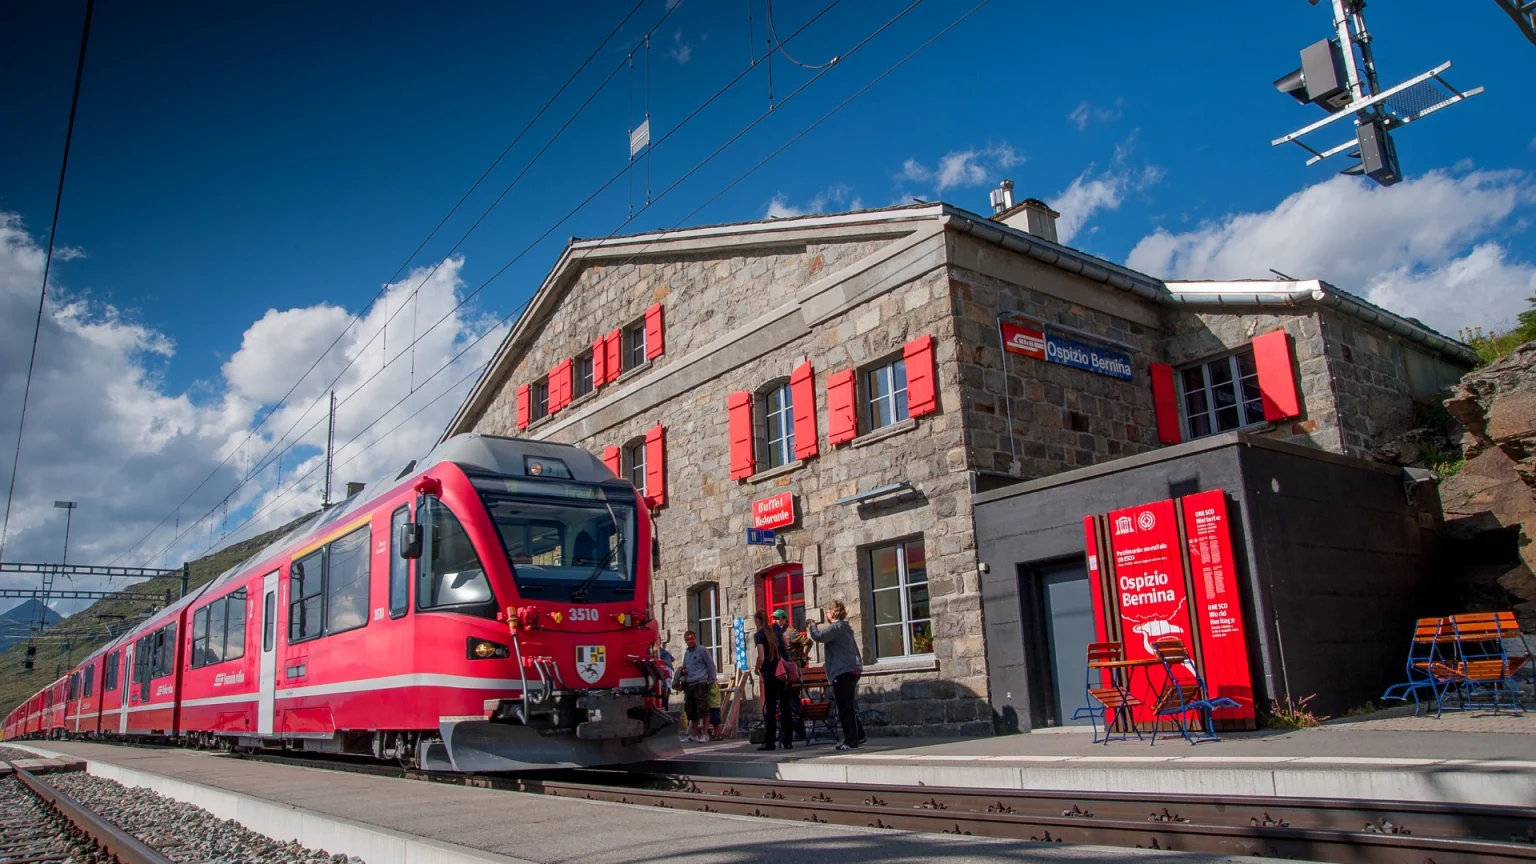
[576,352,595,398]
[866,358,909,431]
[1179,348,1264,440]
[688,582,723,670]
[531,377,549,422]
[625,321,647,371]
[624,438,647,495]
[868,539,931,660]
[758,381,795,469]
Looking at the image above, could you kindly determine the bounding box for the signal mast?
[1271,0,1483,186]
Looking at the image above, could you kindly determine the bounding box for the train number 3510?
[568,608,599,622]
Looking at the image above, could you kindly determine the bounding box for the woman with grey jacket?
[807,600,864,751]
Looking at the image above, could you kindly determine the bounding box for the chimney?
[345,482,366,498]
[994,195,1061,244]
[989,179,1015,216]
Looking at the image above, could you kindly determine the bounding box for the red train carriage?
[64,640,118,737]
[174,433,674,770]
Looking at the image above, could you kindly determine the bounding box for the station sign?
[751,491,796,531]
[1002,321,1134,381]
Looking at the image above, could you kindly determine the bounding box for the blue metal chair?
[1072,642,1144,744]
[1383,616,1460,717]
[1149,637,1239,745]
[1447,613,1529,714]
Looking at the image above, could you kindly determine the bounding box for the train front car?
[419,435,677,772]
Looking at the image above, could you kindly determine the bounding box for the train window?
[263,590,275,652]
[68,673,78,701]
[152,624,176,678]
[225,590,247,661]
[191,603,212,667]
[481,491,636,604]
[106,652,118,692]
[389,507,410,618]
[325,527,370,635]
[290,550,324,642]
[83,666,94,699]
[418,497,495,615]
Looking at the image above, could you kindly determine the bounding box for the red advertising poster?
[1105,498,1192,722]
[1001,322,1046,359]
[1180,490,1256,723]
[1083,516,1111,693]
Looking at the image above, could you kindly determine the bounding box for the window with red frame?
[760,564,806,631]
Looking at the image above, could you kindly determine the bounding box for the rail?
[229,751,1536,863]
[11,763,176,864]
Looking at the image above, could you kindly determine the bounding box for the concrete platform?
[658,711,1536,807]
[15,741,1269,864]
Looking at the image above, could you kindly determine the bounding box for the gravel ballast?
[42,770,366,864]
[0,743,46,761]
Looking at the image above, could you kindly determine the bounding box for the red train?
[3,434,678,771]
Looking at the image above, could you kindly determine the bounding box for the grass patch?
[1262,693,1327,730]
[1342,700,1384,718]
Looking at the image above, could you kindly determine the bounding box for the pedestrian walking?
[807,600,864,751]
[753,610,794,751]
[680,630,716,743]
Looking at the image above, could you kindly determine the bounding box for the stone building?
[442,192,1474,735]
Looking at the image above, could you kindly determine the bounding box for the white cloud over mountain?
[1126,169,1536,336]
[0,213,504,608]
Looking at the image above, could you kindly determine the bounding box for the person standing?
[657,644,675,711]
[753,610,794,751]
[680,631,716,743]
[807,600,864,751]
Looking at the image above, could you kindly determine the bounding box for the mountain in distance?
[0,599,65,654]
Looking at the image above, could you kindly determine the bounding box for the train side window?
[389,506,411,618]
[153,624,176,678]
[68,673,78,701]
[83,666,94,699]
[290,550,325,642]
[225,589,247,660]
[263,590,276,652]
[191,604,211,668]
[325,527,370,635]
[418,497,495,615]
[104,652,117,693]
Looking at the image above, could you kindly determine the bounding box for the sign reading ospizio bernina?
[1002,321,1134,381]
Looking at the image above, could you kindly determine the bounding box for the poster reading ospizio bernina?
[1104,498,1194,721]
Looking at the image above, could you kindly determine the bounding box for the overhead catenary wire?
[127,0,846,566]
[107,0,655,567]
[0,0,95,565]
[766,0,841,69]
[196,0,985,560]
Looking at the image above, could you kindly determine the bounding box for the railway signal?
[1271,0,1483,185]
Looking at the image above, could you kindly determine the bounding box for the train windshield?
[474,477,638,604]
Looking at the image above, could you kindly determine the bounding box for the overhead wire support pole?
[1,0,94,564]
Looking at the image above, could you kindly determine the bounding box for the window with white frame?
[758,381,795,469]
[624,438,647,495]
[866,358,909,432]
[576,352,594,398]
[867,538,931,660]
[532,378,549,421]
[1178,347,1264,440]
[688,582,722,670]
[625,321,647,371]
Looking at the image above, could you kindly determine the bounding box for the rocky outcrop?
[1440,343,1536,628]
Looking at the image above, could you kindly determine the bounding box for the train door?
[118,644,132,734]
[258,570,278,735]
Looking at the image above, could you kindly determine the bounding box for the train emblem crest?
[575,645,606,683]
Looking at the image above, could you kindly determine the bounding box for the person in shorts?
[680,630,717,743]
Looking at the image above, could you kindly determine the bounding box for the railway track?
[230,750,1536,863]
[0,760,174,864]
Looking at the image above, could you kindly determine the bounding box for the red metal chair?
[1073,642,1143,744]
[1150,637,1240,745]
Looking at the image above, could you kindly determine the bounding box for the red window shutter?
[604,329,622,383]
[602,446,621,477]
[1252,329,1302,421]
[554,359,573,412]
[644,425,666,507]
[644,304,664,360]
[592,335,607,387]
[727,391,755,480]
[516,384,531,430]
[1150,363,1182,444]
[790,362,818,460]
[547,365,562,415]
[827,369,858,445]
[561,358,574,407]
[904,334,938,417]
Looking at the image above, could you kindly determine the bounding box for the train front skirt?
[432,704,681,772]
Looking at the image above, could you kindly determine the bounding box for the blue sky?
[0,0,1533,597]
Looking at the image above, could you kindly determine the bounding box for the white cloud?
[670,30,692,64]
[1068,98,1125,131]
[1125,169,1536,335]
[1049,141,1162,246]
[898,144,1024,196]
[0,213,504,611]
[764,184,860,219]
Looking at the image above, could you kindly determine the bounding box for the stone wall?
[471,232,993,735]
[951,266,1163,479]
[1318,309,1438,457]
[1162,308,1344,452]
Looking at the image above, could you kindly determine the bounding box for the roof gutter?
[1165,280,1479,366]
[942,207,1168,303]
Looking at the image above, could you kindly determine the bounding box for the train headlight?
[615,613,629,626]
[467,638,511,660]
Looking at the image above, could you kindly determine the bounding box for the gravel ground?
[45,771,366,864]
[0,743,44,761]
